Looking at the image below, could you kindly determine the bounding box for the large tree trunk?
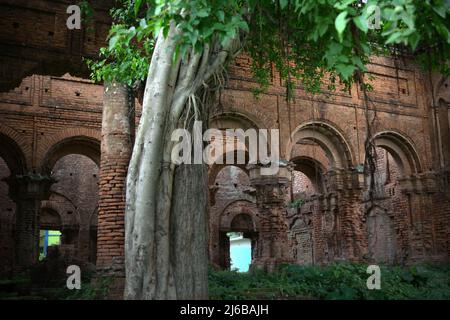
[170,164,209,299]
[124,23,238,300]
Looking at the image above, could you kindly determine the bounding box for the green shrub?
[208,263,450,300]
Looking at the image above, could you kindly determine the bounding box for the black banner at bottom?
[0,299,444,319]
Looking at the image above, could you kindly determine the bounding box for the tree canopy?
[87,0,450,94]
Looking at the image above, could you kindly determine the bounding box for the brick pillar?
[97,82,134,276]
[328,169,366,262]
[7,173,54,270]
[249,164,294,271]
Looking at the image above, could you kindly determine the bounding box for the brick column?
[97,82,134,276]
[328,169,366,262]
[7,173,54,270]
[249,164,294,271]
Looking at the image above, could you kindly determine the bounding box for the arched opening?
[219,213,258,272]
[291,156,326,199]
[367,131,422,197]
[42,136,100,174]
[287,121,354,199]
[209,163,256,270]
[38,208,62,260]
[364,131,421,264]
[286,122,352,265]
[227,214,255,272]
[372,131,422,176]
[42,140,100,264]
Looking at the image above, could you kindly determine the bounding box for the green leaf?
[196,9,209,18]
[351,56,366,71]
[335,11,349,36]
[134,0,142,16]
[385,32,402,44]
[353,15,368,33]
[280,0,288,10]
[432,4,447,18]
[334,0,357,11]
[217,10,225,22]
[336,63,356,80]
[408,32,420,50]
[400,12,415,30]
[108,34,119,51]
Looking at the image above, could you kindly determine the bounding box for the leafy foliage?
[0,272,112,300]
[2,263,448,299]
[86,0,449,93]
[209,263,450,300]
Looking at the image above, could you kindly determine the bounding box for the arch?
[211,200,260,270]
[291,156,326,194]
[286,120,355,170]
[39,128,100,172]
[209,111,270,154]
[39,207,62,230]
[209,110,263,130]
[0,124,29,174]
[208,151,250,186]
[372,131,422,175]
[219,200,260,232]
[41,195,80,227]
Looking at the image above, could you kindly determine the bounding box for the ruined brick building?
[0,0,449,281]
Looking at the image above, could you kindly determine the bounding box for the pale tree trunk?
[124,23,239,300]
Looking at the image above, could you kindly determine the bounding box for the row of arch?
[208,111,423,181]
[207,111,427,269]
[0,124,101,176]
[0,112,426,270]
[1,114,423,180]
[0,125,101,269]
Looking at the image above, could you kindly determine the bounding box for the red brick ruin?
[0,1,449,285]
